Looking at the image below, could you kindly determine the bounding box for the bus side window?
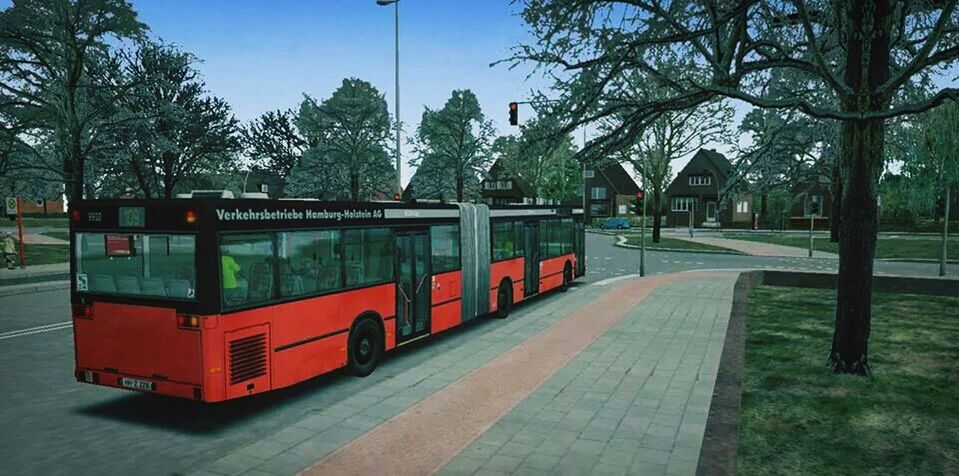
[431,224,460,272]
[281,230,342,296]
[344,228,393,287]
[492,222,514,261]
[513,221,524,256]
[220,233,275,308]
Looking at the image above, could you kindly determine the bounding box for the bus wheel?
[561,262,573,292]
[347,317,383,377]
[495,281,512,319]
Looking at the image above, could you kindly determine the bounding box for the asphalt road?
[0,232,955,476]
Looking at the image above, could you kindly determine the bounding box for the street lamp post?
[377,0,402,197]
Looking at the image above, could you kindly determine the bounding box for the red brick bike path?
[301,272,728,476]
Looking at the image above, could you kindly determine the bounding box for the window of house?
[590,203,610,216]
[583,170,595,178]
[671,197,696,212]
[736,201,749,214]
[504,180,512,190]
[590,187,607,199]
[689,175,712,186]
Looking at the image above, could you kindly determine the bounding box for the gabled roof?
[483,158,536,197]
[596,162,640,195]
[666,149,732,195]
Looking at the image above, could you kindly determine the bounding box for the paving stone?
[482,455,524,473]
[633,447,672,466]
[521,452,561,471]
[589,463,629,476]
[438,455,488,476]
[496,442,536,459]
[204,453,264,476]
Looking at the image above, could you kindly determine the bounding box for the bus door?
[523,222,540,297]
[396,230,431,344]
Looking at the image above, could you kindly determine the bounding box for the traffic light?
[632,192,645,215]
[810,200,820,216]
[509,102,518,126]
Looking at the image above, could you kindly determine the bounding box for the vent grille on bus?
[229,334,267,385]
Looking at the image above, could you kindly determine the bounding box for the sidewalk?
[0,262,70,287]
[669,236,838,258]
[192,272,737,476]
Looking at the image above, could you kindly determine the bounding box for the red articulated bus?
[69,195,585,402]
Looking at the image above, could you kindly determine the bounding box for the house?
[665,149,753,228]
[788,174,832,229]
[480,159,536,205]
[564,162,641,221]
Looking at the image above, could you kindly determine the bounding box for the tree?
[410,89,495,202]
[508,1,959,375]
[290,78,394,201]
[620,100,732,242]
[494,114,582,203]
[0,0,147,201]
[107,41,241,198]
[903,102,959,276]
[243,109,307,185]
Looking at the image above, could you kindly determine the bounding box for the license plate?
[119,377,154,391]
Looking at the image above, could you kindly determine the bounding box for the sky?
[127,0,551,187]
[5,0,955,188]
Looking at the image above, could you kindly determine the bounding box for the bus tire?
[495,280,512,319]
[347,316,383,377]
[561,262,573,292]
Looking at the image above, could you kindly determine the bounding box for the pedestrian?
[3,232,16,270]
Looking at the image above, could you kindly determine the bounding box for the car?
[599,217,630,230]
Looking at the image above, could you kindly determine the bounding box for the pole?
[16,194,25,268]
[809,213,814,258]
[688,207,693,238]
[582,127,588,227]
[941,187,950,277]
[393,1,402,197]
[640,160,646,277]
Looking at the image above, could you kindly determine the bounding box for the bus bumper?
[75,368,209,402]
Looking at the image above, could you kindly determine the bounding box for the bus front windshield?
[74,233,197,299]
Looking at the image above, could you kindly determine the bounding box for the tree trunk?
[831,161,843,242]
[350,172,360,202]
[456,172,464,202]
[829,119,883,375]
[828,0,891,376]
[652,189,662,243]
[760,192,768,229]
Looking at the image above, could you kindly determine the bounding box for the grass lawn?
[739,286,959,475]
[17,217,69,228]
[40,231,70,241]
[623,235,741,253]
[14,244,68,265]
[725,233,952,260]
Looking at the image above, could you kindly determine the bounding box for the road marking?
[0,321,73,340]
[592,274,640,286]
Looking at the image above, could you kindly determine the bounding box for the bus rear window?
[75,233,197,299]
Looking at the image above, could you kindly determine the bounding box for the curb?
[0,271,70,287]
[613,235,747,256]
[876,257,959,264]
[0,280,70,297]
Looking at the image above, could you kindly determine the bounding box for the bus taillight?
[72,304,93,319]
[185,210,197,224]
[176,314,200,330]
[69,209,81,222]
